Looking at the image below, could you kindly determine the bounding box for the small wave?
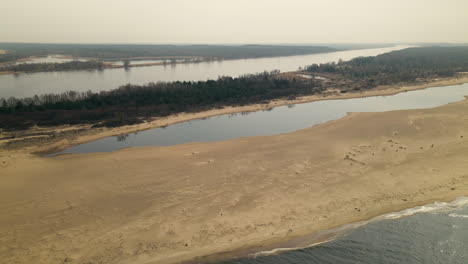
[448,213,468,219]
[251,247,302,258]
[250,238,335,258]
[247,197,468,258]
[378,197,468,220]
[249,219,372,258]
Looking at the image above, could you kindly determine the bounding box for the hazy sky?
[2,0,467,44]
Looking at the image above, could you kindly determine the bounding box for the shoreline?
[3,74,466,156]
[2,91,468,264]
[0,50,339,74]
[144,99,468,264]
[189,196,468,264]
[164,195,468,264]
[0,45,409,76]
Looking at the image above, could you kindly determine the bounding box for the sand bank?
[2,88,468,263]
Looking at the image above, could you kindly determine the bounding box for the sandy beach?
[1,78,468,263]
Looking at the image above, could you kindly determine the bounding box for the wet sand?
[2,86,468,263]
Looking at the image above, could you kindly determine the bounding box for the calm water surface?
[54,83,468,155]
[0,46,409,98]
[220,198,468,264]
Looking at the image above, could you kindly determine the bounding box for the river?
[0,46,410,98]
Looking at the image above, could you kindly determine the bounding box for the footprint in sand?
[193,159,215,165]
[184,151,200,156]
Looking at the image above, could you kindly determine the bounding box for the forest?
[1,46,468,130]
[305,46,468,90]
[0,71,323,129]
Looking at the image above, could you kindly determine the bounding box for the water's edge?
[251,197,468,257]
[187,197,468,264]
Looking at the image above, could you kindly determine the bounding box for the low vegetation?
[0,43,336,63]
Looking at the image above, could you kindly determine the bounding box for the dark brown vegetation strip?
[0,60,105,73]
[0,43,336,63]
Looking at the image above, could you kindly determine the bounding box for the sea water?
[220,198,468,264]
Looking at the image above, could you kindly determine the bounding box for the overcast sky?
[2,0,467,44]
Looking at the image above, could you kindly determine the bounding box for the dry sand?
[2,84,468,263]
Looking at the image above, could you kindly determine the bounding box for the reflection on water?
[52,83,468,155]
[0,46,410,98]
[116,134,129,142]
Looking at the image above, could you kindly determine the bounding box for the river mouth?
[48,82,468,156]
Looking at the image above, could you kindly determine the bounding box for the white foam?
[251,247,302,257]
[250,238,335,258]
[448,213,468,219]
[378,197,468,220]
[247,197,468,258]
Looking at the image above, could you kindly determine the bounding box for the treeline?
[0,71,323,129]
[305,46,468,90]
[0,61,104,73]
[0,43,336,63]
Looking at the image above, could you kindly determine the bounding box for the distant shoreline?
[0,54,308,74]
[0,45,343,74]
[0,45,408,74]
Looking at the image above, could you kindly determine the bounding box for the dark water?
[0,46,409,98]
[220,198,468,264]
[53,83,468,155]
